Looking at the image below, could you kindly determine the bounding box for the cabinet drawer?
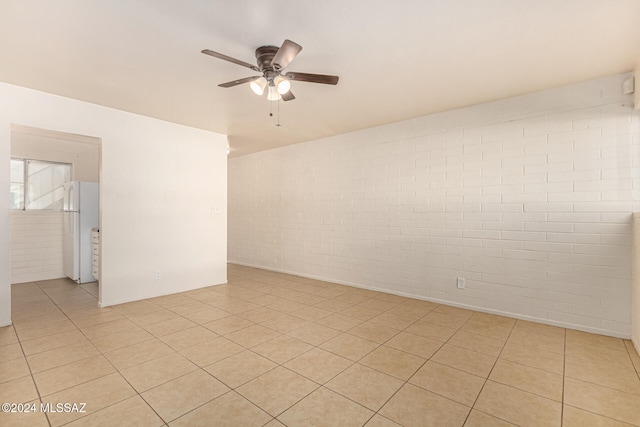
[92,254,99,267]
[91,244,100,255]
[91,229,100,243]
[91,266,99,278]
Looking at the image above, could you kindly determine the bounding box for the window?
[10,158,72,211]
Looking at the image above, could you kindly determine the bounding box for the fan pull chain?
[268,99,281,127]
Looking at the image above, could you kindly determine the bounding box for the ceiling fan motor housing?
[255,46,280,73]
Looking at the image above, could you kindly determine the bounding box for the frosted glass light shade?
[267,85,281,101]
[274,75,291,95]
[250,77,267,95]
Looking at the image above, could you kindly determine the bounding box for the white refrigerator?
[63,181,99,283]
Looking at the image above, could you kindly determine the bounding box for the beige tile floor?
[1,264,640,426]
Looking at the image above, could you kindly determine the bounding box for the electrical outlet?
[457,277,465,289]
[154,271,162,280]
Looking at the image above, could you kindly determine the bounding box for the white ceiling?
[1,1,639,157]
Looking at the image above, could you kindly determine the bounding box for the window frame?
[10,157,73,211]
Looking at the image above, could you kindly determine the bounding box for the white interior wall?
[0,82,227,326]
[10,126,100,283]
[229,72,640,338]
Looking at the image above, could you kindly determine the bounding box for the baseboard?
[0,319,12,328]
[228,260,632,339]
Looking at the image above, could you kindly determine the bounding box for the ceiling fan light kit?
[267,85,281,101]
[202,39,339,103]
[274,75,291,95]
[249,76,267,95]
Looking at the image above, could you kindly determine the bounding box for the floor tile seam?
[136,380,203,425]
[402,359,481,410]
[200,322,254,337]
[88,333,158,355]
[103,344,182,374]
[505,336,567,355]
[223,326,285,348]
[457,327,513,343]
[135,364,230,401]
[315,337,385,375]
[365,314,425,332]
[464,315,517,327]
[320,379,400,416]
[66,315,129,330]
[122,311,194,329]
[12,317,73,333]
[83,317,155,343]
[3,322,48,424]
[203,352,282,390]
[229,365,324,418]
[342,324,404,346]
[449,326,510,345]
[36,369,126,405]
[563,353,640,375]
[467,408,517,427]
[461,318,516,425]
[566,342,634,359]
[483,376,564,404]
[165,389,276,426]
[130,303,240,336]
[563,374,640,398]
[269,383,372,423]
[116,348,198,374]
[286,309,334,323]
[396,376,480,412]
[165,301,230,318]
[149,292,202,307]
[0,342,28,363]
[561,403,640,427]
[170,332,240,355]
[414,359,487,383]
[248,338,316,366]
[47,388,139,427]
[26,348,104,374]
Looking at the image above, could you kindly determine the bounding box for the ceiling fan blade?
[284,72,339,85]
[218,76,259,88]
[270,39,302,71]
[202,49,260,72]
[281,90,295,101]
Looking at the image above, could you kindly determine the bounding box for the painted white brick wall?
[229,72,640,338]
[11,212,64,283]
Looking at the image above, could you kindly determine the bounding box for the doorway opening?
[10,125,102,309]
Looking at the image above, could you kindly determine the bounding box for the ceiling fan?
[202,39,339,102]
